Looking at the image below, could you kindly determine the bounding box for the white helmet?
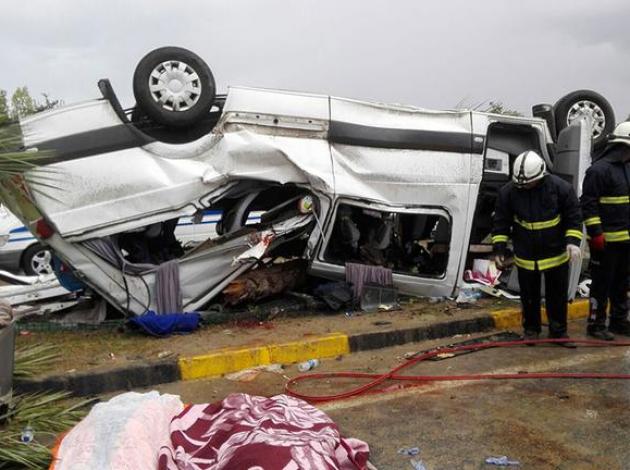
[608,121,630,147]
[512,150,546,187]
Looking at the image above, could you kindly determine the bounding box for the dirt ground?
[15,298,512,376]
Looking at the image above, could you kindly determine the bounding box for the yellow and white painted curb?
[179,333,350,380]
[177,300,590,382]
[491,298,589,330]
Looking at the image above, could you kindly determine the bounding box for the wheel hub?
[567,100,606,139]
[31,250,52,275]
[149,60,202,112]
[167,79,184,93]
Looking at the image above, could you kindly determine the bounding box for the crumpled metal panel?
[42,214,313,315]
[24,89,334,239]
[29,147,211,238]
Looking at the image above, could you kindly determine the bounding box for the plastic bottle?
[297,359,320,372]
[20,426,34,444]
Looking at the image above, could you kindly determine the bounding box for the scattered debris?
[577,279,591,298]
[360,283,398,312]
[585,409,599,420]
[455,288,482,306]
[157,351,173,359]
[297,359,320,372]
[225,364,285,382]
[485,455,520,466]
[463,259,501,286]
[475,284,520,300]
[410,459,428,470]
[373,321,393,326]
[397,446,421,456]
[436,352,456,359]
[20,425,34,444]
[234,319,274,329]
[223,260,307,306]
[314,282,354,311]
[0,271,77,310]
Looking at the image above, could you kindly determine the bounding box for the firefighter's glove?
[494,254,506,271]
[589,234,606,252]
[566,244,581,263]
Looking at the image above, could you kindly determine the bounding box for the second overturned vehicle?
[1,47,616,315]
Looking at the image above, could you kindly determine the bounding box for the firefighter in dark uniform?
[492,150,583,345]
[581,122,630,340]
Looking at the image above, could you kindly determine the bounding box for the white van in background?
[0,207,261,276]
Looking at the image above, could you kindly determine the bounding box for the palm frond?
[13,344,60,379]
[0,127,62,204]
[0,435,51,470]
[0,392,92,469]
[2,341,93,469]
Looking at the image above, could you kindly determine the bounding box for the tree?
[10,86,36,120]
[483,101,523,117]
[0,90,8,125]
[35,92,62,113]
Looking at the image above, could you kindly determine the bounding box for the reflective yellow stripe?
[584,216,602,226]
[565,229,583,240]
[604,230,630,242]
[491,235,509,243]
[599,196,630,204]
[537,252,570,270]
[514,215,561,230]
[514,256,536,270]
[514,253,569,271]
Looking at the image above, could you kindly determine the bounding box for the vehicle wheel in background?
[554,90,615,150]
[133,47,215,128]
[22,244,53,276]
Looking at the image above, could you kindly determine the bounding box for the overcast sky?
[1,0,629,118]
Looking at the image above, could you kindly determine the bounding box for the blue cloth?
[129,311,200,337]
[52,256,86,292]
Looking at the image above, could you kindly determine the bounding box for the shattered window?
[324,203,451,277]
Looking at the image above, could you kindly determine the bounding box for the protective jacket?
[492,174,583,271]
[580,145,630,243]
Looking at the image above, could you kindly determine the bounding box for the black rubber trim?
[34,124,156,164]
[329,121,484,154]
[98,79,129,123]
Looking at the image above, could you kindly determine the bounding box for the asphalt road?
[150,319,630,469]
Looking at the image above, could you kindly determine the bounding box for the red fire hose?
[285,338,630,403]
